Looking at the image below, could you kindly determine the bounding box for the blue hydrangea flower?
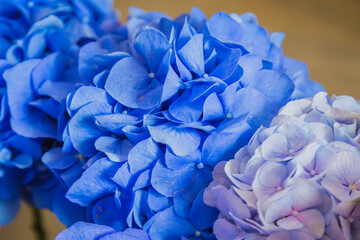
[61,8,325,239]
[0,0,124,226]
[204,91,360,239]
[55,222,149,240]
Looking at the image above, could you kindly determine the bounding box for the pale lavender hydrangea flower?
[204,91,360,239]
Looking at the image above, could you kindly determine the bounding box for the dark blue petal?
[189,190,218,231]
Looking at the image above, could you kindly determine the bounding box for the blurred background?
[1,0,360,239]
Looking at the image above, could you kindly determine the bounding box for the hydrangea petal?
[148,123,201,156]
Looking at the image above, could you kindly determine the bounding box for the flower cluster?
[60,7,324,239]
[0,0,123,225]
[204,91,360,239]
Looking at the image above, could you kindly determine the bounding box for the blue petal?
[95,137,133,162]
[160,64,184,103]
[128,138,162,175]
[134,27,171,73]
[165,147,200,170]
[112,162,136,189]
[11,154,33,169]
[66,158,121,206]
[32,52,66,89]
[206,12,242,44]
[68,102,113,156]
[26,32,46,59]
[69,86,114,112]
[173,197,192,218]
[249,69,294,107]
[133,169,152,191]
[177,17,196,49]
[178,34,205,77]
[202,93,224,121]
[52,188,87,226]
[189,7,207,31]
[148,123,201,156]
[201,119,254,167]
[148,187,171,212]
[101,228,150,240]
[105,56,149,108]
[55,222,115,240]
[189,190,218,231]
[151,160,212,201]
[37,80,76,103]
[92,195,127,231]
[94,113,140,135]
[148,207,196,240]
[168,90,204,123]
[4,59,58,138]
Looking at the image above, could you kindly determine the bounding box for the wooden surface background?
[1,0,360,239]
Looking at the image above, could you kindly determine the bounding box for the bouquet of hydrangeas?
[2,1,359,240]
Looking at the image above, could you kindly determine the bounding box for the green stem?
[31,207,47,240]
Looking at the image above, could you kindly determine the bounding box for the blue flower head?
[204,92,360,239]
[62,7,326,239]
[0,0,124,226]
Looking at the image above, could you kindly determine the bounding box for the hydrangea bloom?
[204,91,360,239]
[0,0,123,225]
[62,7,324,239]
